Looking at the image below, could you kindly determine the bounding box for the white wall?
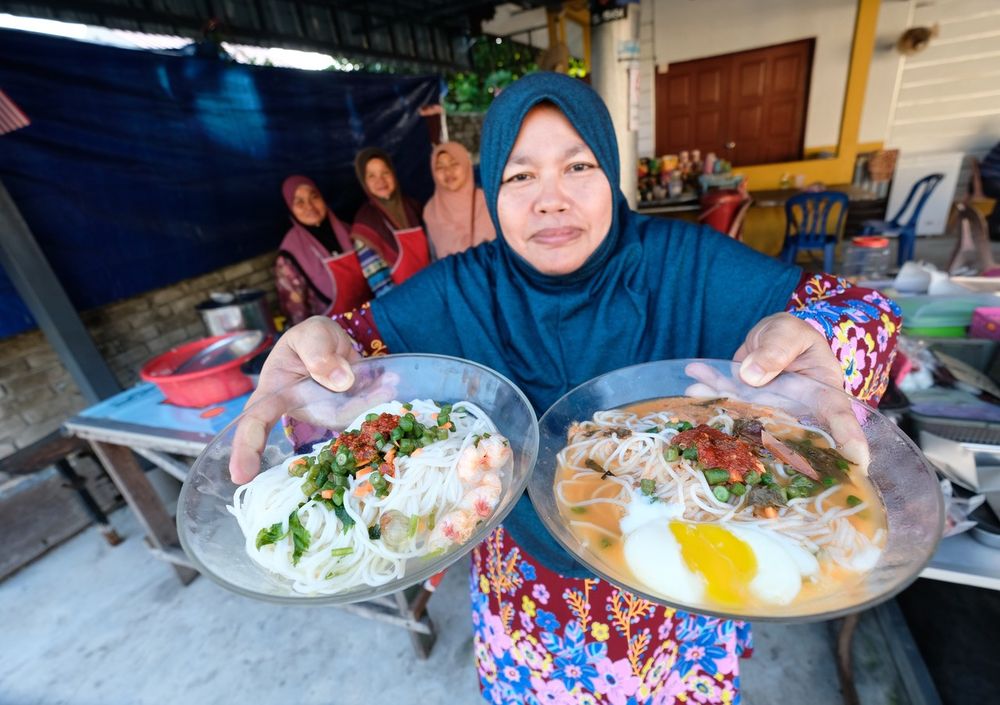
[885,0,1000,159]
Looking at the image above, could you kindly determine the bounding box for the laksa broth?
[554,396,885,613]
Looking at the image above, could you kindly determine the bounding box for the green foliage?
[444,36,543,113]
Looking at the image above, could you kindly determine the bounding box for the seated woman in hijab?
[423,142,496,258]
[350,147,431,295]
[275,175,387,325]
[234,74,901,704]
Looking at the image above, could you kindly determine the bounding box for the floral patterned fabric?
[471,527,747,705]
[786,272,902,404]
[332,273,901,705]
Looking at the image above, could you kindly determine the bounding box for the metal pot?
[196,289,275,336]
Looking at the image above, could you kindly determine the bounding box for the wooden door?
[655,39,814,167]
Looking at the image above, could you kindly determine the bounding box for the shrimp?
[456,435,511,484]
[427,509,478,551]
[458,473,502,517]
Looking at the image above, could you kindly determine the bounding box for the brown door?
[655,39,814,167]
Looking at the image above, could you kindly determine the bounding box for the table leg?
[54,457,123,546]
[396,586,436,659]
[88,441,197,585]
[835,613,861,705]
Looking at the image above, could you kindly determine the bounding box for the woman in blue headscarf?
[232,73,900,703]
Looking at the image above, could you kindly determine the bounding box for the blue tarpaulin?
[0,29,440,338]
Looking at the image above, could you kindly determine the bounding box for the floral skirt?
[470,527,752,705]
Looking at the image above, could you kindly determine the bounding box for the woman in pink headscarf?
[274,175,380,325]
[423,142,495,258]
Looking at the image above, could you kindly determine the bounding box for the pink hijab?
[278,175,353,301]
[422,143,495,258]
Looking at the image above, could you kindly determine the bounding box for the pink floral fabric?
[471,528,747,705]
[786,272,902,404]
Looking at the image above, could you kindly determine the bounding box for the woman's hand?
[229,316,361,484]
[734,312,870,469]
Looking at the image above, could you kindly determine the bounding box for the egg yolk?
[669,521,757,606]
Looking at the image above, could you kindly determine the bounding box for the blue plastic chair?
[780,191,849,273]
[862,173,944,266]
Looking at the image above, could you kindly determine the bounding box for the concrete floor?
[2,234,989,705]
[1,504,904,705]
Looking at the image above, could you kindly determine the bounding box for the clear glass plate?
[177,353,538,605]
[527,359,944,622]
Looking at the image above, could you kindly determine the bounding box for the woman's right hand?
[229,316,361,484]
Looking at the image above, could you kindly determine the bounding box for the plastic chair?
[862,173,944,266]
[780,191,849,273]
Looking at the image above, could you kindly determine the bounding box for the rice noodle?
[555,401,884,577]
[230,399,504,595]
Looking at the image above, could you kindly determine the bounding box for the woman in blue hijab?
[233,73,900,703]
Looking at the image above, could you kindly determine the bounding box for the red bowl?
[139,334,272,407]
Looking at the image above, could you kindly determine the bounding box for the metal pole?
[0,180,120,403]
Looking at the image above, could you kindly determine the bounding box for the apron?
[323,251,374,314]
[390,225,431,284]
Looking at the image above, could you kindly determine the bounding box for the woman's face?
[497,104,613,276]
[434,151,467,192]
[291,184,328,226]
[364,158,396,200]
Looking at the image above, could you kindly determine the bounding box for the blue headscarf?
[370,72,802,576]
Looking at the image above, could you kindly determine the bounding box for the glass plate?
[177,353,538,605]
[528,359,943,622]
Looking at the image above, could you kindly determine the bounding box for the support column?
[589,5,641,209]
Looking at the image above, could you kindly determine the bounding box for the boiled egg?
[621,490,819,607]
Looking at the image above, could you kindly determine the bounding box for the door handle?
[725,141,736,149]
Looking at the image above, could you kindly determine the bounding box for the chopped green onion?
[664,446,680,462]
[761,472,775,487]
[437,413,450,427]
[390,427,404,442]
[640,478,656,496]
[399,415,414,433]
[570,506,587,514]
[682,446,698,461]
[399,439,416,455]
[300,480,318,497]
[846,495,863,507]
[712,485,731,502]
[402,402,413,411]
[729,482,747,496]
[330,547,353,557]
[703,468,729,485]
[439,403,453,415]
[744,470,761,485]
[367,524,381,540]
[643,426,660,434]
[822,476,836,488]
[365,413,379,423]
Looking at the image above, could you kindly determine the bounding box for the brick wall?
[0,252,278,469]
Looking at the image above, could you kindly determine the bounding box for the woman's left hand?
[733,312,869,468]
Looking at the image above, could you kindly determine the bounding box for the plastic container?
[842,236,890,278]
[176,354,539,605]
[527,359,943,622]
[139,333,272,407]
[896,294,1000,337]
[971,307,1000,341]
